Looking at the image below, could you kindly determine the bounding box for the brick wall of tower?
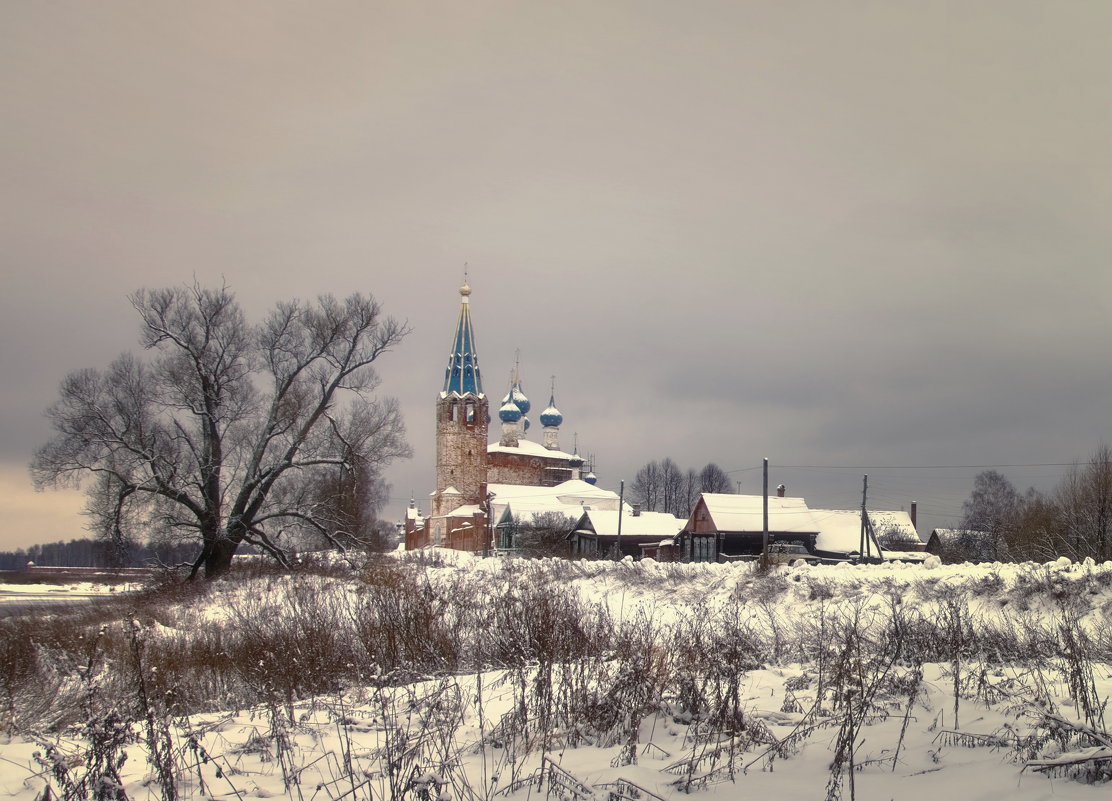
[433,394,489,517]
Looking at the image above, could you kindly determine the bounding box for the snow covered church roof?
[487,437,577,461]
[443,503,483,518]
[488,479,623,523]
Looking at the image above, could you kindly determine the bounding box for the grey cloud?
[3,1,1112,547]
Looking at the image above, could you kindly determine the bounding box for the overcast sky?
[3,1,1111,550]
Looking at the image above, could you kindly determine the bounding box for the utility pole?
[484,492,495,557]
[616,479,624,560]
[761,458,769,568]
[859,475,868,560]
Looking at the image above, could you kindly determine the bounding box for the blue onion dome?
[540,393,563,427]
[523,416,531,431]
[584,472,598,485]
[511,383,530,414]
[498,399,522,423]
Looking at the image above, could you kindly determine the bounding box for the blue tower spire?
[442,281,483,395]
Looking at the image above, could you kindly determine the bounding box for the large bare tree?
[31,284,410,578]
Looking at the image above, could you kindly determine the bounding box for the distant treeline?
[0,538,201,571]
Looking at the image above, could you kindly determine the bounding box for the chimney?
[910,501,918,531]
[632,503,641,517]
[776,484,786,498]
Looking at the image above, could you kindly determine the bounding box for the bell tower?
[429,281,489,546]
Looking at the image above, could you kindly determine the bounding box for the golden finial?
[460,262,471,296]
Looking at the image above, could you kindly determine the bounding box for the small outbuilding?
[926,528,996,563]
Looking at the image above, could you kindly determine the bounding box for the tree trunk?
[200,538,239,579]
[190,534,240,578]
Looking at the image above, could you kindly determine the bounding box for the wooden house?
[677,493,821,562]
[567,507,686,559]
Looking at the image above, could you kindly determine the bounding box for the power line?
[740,462,1077,471]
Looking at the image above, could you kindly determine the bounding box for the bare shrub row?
[4,558,1111,738]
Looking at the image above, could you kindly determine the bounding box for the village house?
[674,492,925,563]
[926,528,995,562]
[567,506,687,559]
[677,493,821,562]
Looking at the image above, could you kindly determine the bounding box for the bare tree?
[631,459,732,518]
[1056,444,1112,562]
[698,462,733,494]
[631,460,661,512]
[1007,488,1062,562]
[678,468,699,519]
[659,458,685,517]
[511,511,576,557]
[301,460,395,552]
[960,470,1021,561]
[31,284,411,579]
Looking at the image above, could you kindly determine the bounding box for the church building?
[406,281,617,551]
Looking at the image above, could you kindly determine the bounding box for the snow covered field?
[0,581,138,602]
[1,553,1110,800]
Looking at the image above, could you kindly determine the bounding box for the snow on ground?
[1,552,1111,800]
[2,662,1107,801]
[0,581,140,601]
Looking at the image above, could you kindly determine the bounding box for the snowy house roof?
[695,493,820,534]
[574,509,686,539]
[867,510,923,545]
[809,509,885,555]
